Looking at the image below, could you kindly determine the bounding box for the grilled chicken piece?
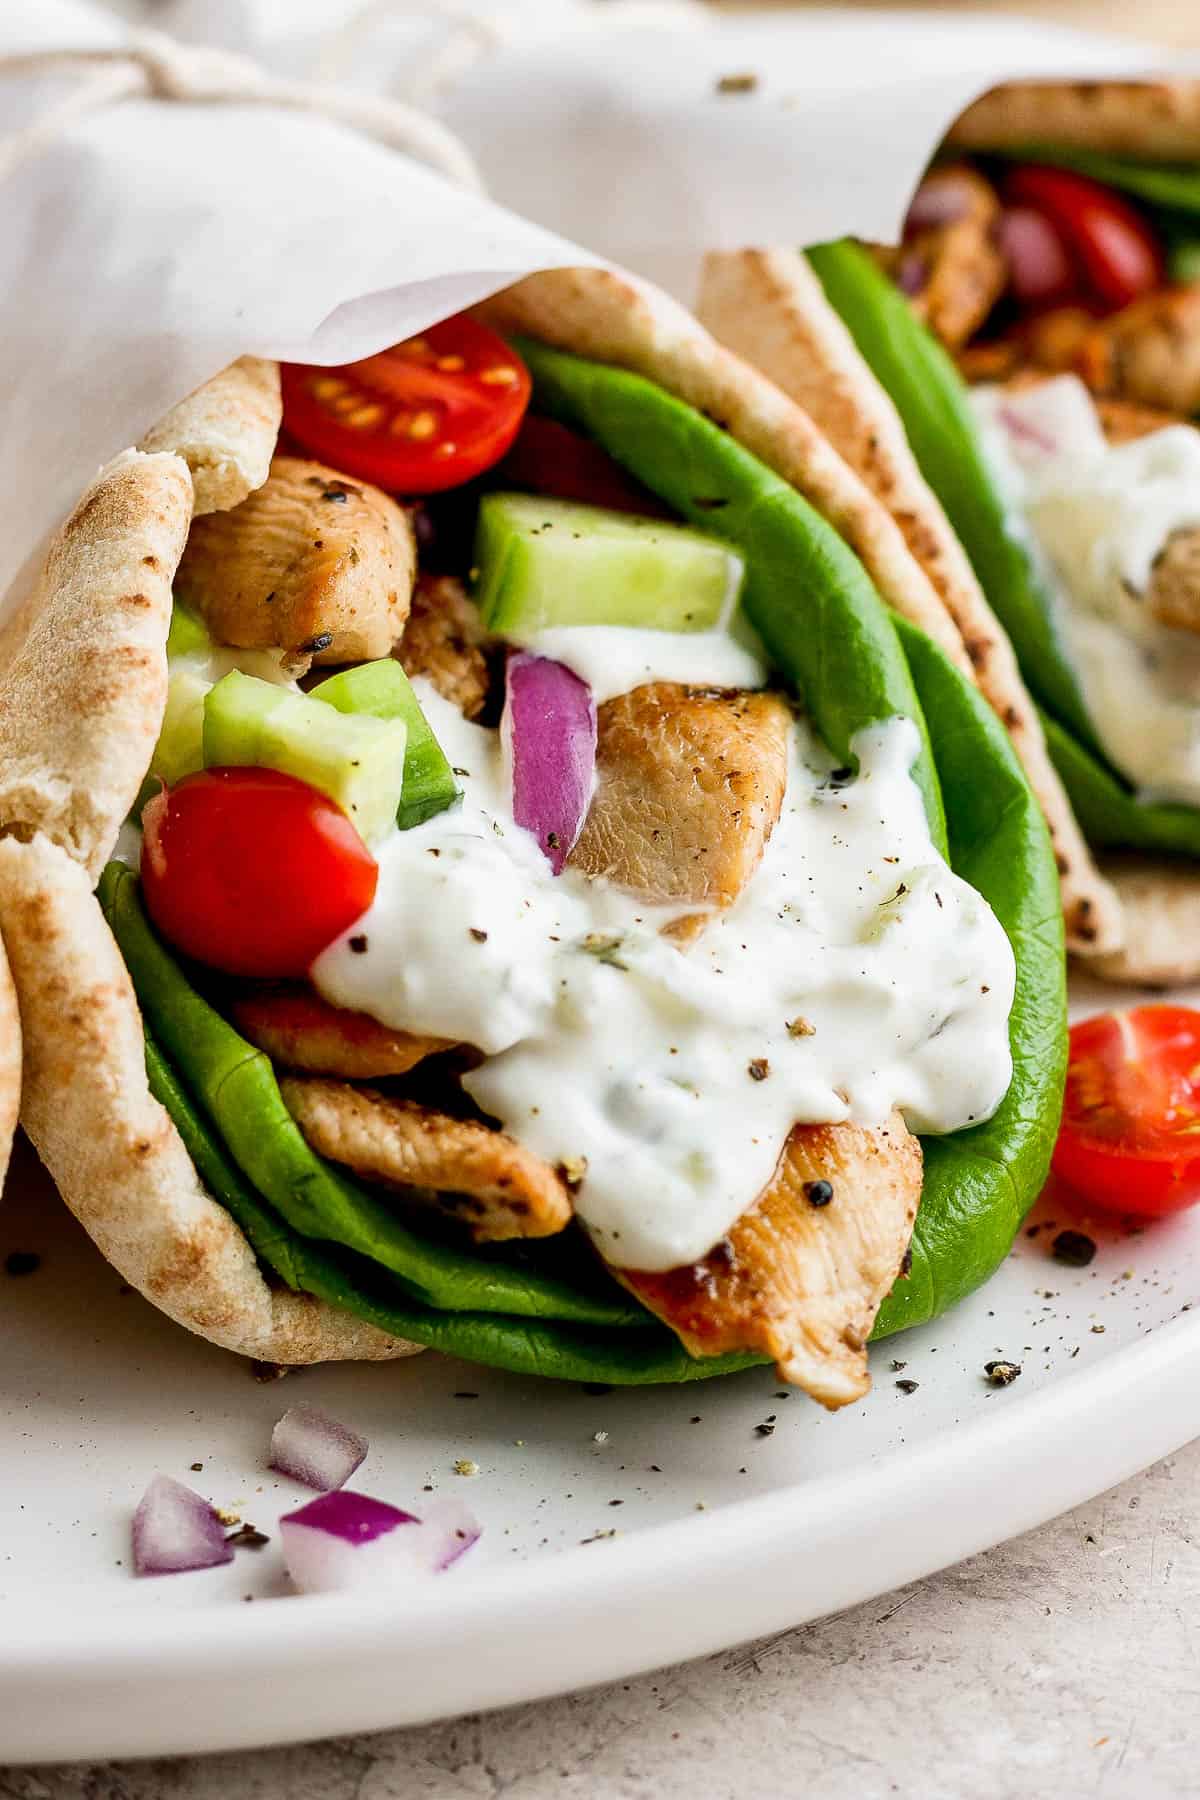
[231,985,452,1080]
[397,572,491,719]
[618,1113,921,1408]
[280,1076,572,1242]
[879,164,1006,352]
[174,455,416,663]
[1020,286,1200,418]
[569,684,791,909]
[957,339,1026,386]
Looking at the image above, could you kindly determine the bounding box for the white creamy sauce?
[972,376,1200,806]
[313,682,1014,1272]
[513,619,769,705]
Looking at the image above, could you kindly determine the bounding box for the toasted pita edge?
[479,266,971,673]
[1087,855,1200,987]
[0,832,419,1365]
[138,357,282,515]
[948,79,1200,162]
[0,449,193,884]
[696,246,1123,958]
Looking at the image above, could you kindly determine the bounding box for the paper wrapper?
[0,0,1177,607]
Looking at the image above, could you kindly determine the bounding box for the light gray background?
[3,1436,1196,1800]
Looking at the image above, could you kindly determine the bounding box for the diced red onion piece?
[269,1405,368,1492]
[995,403,1058,456]
[132,1474,234,1578]
[503,651,597,874]
[418,1496,483,1572]
[999,206,1075,306]
[895,249,929,297]
[904,177,972,235]
[281,1489,423,1594]
[280,1490,483,1593]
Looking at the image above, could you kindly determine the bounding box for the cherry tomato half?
[1052,1005,1200,1218]
[1003,165,1164,314]
[280,314,531,495]
[141,768,377,979]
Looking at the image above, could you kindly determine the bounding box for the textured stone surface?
[3,1437,1198,1799]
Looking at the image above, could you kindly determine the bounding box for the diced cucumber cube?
[203,670,406,845]
[310,660,460,830]
[165,602,212,660]
[473,493,743,636]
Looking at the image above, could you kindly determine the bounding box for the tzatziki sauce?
[511,620,769,705]
[971,375,1200,807]
[313,682,1015,1271]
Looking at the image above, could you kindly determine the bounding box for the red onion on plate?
[503,651,596,874]
[280,1489,482,1594]
[269,1405,367,1492]
[132,1474,234,1577]
[420,1496,483,1572]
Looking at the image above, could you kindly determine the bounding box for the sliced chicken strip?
[231,985,453,1080]
[175,455,415,664]
[877,165,1007,352]
[569,683,792,908]
[280,1076,572,1243]
[617,1113,922,1408]
[397,572,491,719]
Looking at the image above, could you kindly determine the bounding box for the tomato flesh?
[281,314,531,495]
[141,768,377,979]
[498,414,672,517]
[1003,165,1164,314]
[1052,1005,1200,1217]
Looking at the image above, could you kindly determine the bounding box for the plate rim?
[3,1307,1198,1762]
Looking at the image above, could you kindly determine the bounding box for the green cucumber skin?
[874,619,1067,1335]
[310,660,460,831]
[808,237,1200,854]
[473,491,740,636]
[513,336,948,856]
[99,864,641,1331]
[109,342,1065,1378]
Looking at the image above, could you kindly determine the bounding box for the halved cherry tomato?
[141,768,377,979]
[1052,1005,1200,1217]
[280,315,531,495]
[1003,165,1164,314]
[498,414,672,518]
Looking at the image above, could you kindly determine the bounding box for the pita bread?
[949,79,1200,161]
[696,248,1122,957]
[1087,855,1200,988]
[0,833,416,1364]
[0,277,1060,1365]
[0,449,193,883]
[138,357,281,515]
[480,268,971,673]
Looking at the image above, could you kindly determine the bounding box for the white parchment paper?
[0,0,1176,604]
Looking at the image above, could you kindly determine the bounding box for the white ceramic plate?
[2,979,1199,1763]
